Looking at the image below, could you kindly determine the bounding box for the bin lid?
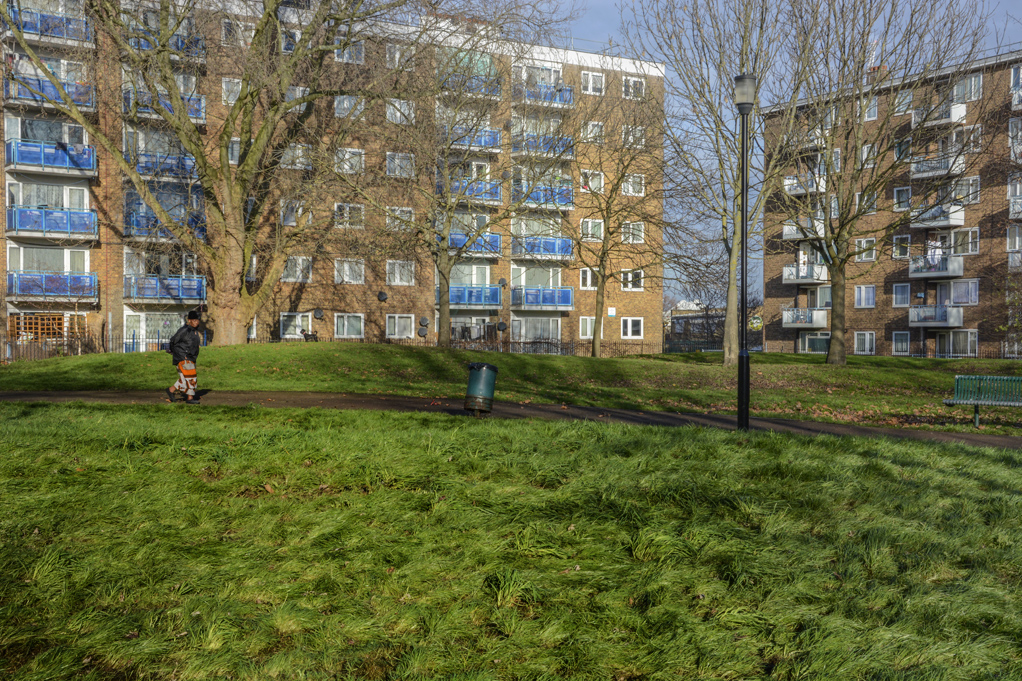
[467,362,498,374]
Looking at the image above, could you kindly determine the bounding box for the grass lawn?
[1,402,1020,679]
[0,343,1020,434]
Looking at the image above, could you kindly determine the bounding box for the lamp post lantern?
[734,74,756,431]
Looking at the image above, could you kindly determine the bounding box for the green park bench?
[943,375,1022,427]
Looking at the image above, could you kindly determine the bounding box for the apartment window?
[334,258,364,284]
[334,202,364,229]
[335,313,364,338]
[799,331,830,354]
[954,73,982,102]
[854,285,875,308]
[582,121,605,144]
[580,268,597,290]
[855,238,876,262]
[248,316,257,340]
[280,144,311,170]
[950,279,979,306]
[860,143,875,169]
[1009,224,1022,252]
[280,28,301,53]
[893,282,911,307]
[386,152,414,178]
[228,138,242,165]
[245,254,257,282]
[386,99,415,125]
[622,174,645,196]
[622,126,645,148]
[336,40,364,64]
[222,78,241,105]
[951,227,979,255]
[622,76,645,100]
[581,170,604,193]
[621,317,643,338]
[581,219,603,241]
[955,176,980,204]
[894,138,911,161]
[829,194,839,219]
[854,331,875,355]
[622,221,645,244]
[221,19,254,47]
[580,71,604,95]
[807,285,832,309]
[280,312,312,338]
[621,269,644,290]
[335,95,364,119]
[386,43,414,70]
[938,329,978,357]
[893,187,911,211]
[893,91,912,115]
[954,125,982,153]
[863,96,878,121]
[893,235,910,259]
[829,148,842,173]
[892,331,910,356]
[280,200,307,226]
[856,191,877,214]
[386,207,413,231]
[386,260,414,286]
[579,316,599,339]
[281,256,311,283]
[335,148,364,174]
[1011,118,1022,163]
[386,314,414,339]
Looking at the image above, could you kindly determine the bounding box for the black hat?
[187,311,200,320]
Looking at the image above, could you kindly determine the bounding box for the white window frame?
[581,218,603,242]
[582,121,605,144]
[621,269,644,291]
[893,235,910,260]
[622,76,645,100]
[335,40,364,64]
[279,200,309,226]
[580,169,604,193]
[221,19,254,47]
[863,96,878,121]
[280,255,312,283]
[334,313,365,338]
[854,331,876,355]
[580,71,604,96]
[893,186,911,211]
[892,282,911,308]
[386,43,415,70]
[221,77,241,105]
[280,312,312,339]
[620,317,644,339]
[622,221,645,244]
[954,125,982,154]
[856,191,877,214]
[1008,224,1022,252]
[854,285,875,308]
[895,137,912,161]
[334,95,365,119]
[248,315,257,340]
[386,314,415,339]
[386,207,413,231]
[860,143,875,169]
[955,176,980,204]
[893,90,912,116]
[334,258,365,284]
[622,125,645,149]
[280,143,311,170]
[579,267,597,290]
[580,316,603,339]
[892,331,910,356]
[622,174,645,197]
[955,73,982,102]
[386,260,415,286]
[855,238,876,262]
[386,152,415,178]
[386,98,415,125]
[949,279,979,306]
[334,202,364,229]
[245,254,257,282]
[799,331,830,354]
[951,227,979,255]
[335,148,364,174]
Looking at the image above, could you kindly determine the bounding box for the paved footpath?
[0,389,1018,451]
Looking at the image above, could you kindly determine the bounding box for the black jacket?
[169,324,201,364]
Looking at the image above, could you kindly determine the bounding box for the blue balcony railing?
[510,236,572,258]
[442,125,501,148]
[4,76,94,107]
[511,133,573,156]
[5,7,92,42]
[124,211,206,240]
[436,285,501,307]
[442,73,502,97]
[510,286,574,308]
[7,207,97,237]
[447,232,501,255]
[512,184,573,208]
[7,271,97,298]
[123,275,206,301]
[5,139,96,172]
[438,179,502,203]
[123,87,206,123]
[513,82,574,106]
[128,31,206,58]
[130,152,197,178]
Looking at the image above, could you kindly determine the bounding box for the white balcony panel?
[909,204,965,228]
[908,255,965,279]
[908,305,964,328]
[782,217,824,240]
[781,307,828,329]
[1010,197,1022,220]
[784,173,824,196]
[782,263,828,285]
[911,102,967,128]
[909,154,965,180]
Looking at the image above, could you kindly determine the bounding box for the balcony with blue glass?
[3,7,92,44]
[123,275,206,303]
[512,82,573,107]
[511,133,574,158]
[5,138,97,176]
[510,286,574,311]
[436,285,501,310]
[129,151,198,179]
[4,76,94,109]
[510,235,572,260]
[123,87,206,123]
[442,73,502,98]
[442,126,502,151]
[511,183,573,209]
[447,232,502,258]
[124,211,206,242]
[6,206,97,240]
[7,271,98,301]
[436,178,502,205]
[127,27,205,59]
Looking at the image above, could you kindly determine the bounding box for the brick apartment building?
[1,4,664,350]
[764,49,1022,358]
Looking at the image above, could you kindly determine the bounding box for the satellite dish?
[377,291,388,302]
[313,308,324,319]
[419,317,430,327]
[417,327,428,337]
[498,278,507,287]
[496,321,508,332]
[501,170,511,180]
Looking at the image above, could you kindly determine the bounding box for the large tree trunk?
[437,270,452,348]
[591,274,607,358]
[206,247,250,346]
[722,239,740,366]
[826,265,846,365]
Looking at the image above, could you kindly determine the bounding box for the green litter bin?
[465,362,498,415]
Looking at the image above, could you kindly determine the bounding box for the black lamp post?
[734,74,756,431]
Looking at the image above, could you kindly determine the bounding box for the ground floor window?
[248,316,257,340]
[854,331,875,355]
[124,312,184,340]
[451,316,490,341]
[280,312,312,339]
[580,316,601,339]
[892,331,910,356]
[386,314,414,339]
[511,316,560,342]
[621,317,644,339]
[799,331,830,354]
[937,329,978,358]
[335,313,364,338]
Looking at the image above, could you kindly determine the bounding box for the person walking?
[167,310,203,405]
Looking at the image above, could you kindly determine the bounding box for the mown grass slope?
[1,402,1020,679]
[0,343,1019,432]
